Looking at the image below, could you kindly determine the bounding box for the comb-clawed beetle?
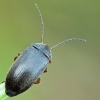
[5,3,86,97]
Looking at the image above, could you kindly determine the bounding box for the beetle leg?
[34,78,41,84]
[18,52,21,56]
[43,68,47,73]
[14,56,18,61]
[49,60,52,63]
[14,52,21,61]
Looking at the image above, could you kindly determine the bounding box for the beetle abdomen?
[5,45,49,96]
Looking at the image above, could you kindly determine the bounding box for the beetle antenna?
[50,38,86,49]
[35,3,44,43]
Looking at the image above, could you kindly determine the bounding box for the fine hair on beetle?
[35,3,86,49]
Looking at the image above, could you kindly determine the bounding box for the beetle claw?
[44,68,47,73]
[14,52,21,61]
[34,78,40,84]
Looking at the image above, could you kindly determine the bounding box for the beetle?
[5,3,86,97]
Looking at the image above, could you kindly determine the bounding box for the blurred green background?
[0,0,100,100]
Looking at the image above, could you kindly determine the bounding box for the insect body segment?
[6,44,51,96]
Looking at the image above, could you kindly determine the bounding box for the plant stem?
[0,83,8,100]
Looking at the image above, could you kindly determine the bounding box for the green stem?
[0,83,8,100]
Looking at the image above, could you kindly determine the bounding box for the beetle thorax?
[31,43,52,62]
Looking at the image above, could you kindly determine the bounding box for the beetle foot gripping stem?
[34,78,41,84]
[14,52,21,61]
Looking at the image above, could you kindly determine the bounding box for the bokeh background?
[0,0,100,100]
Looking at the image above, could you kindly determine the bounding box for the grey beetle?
[5,3,86,97]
